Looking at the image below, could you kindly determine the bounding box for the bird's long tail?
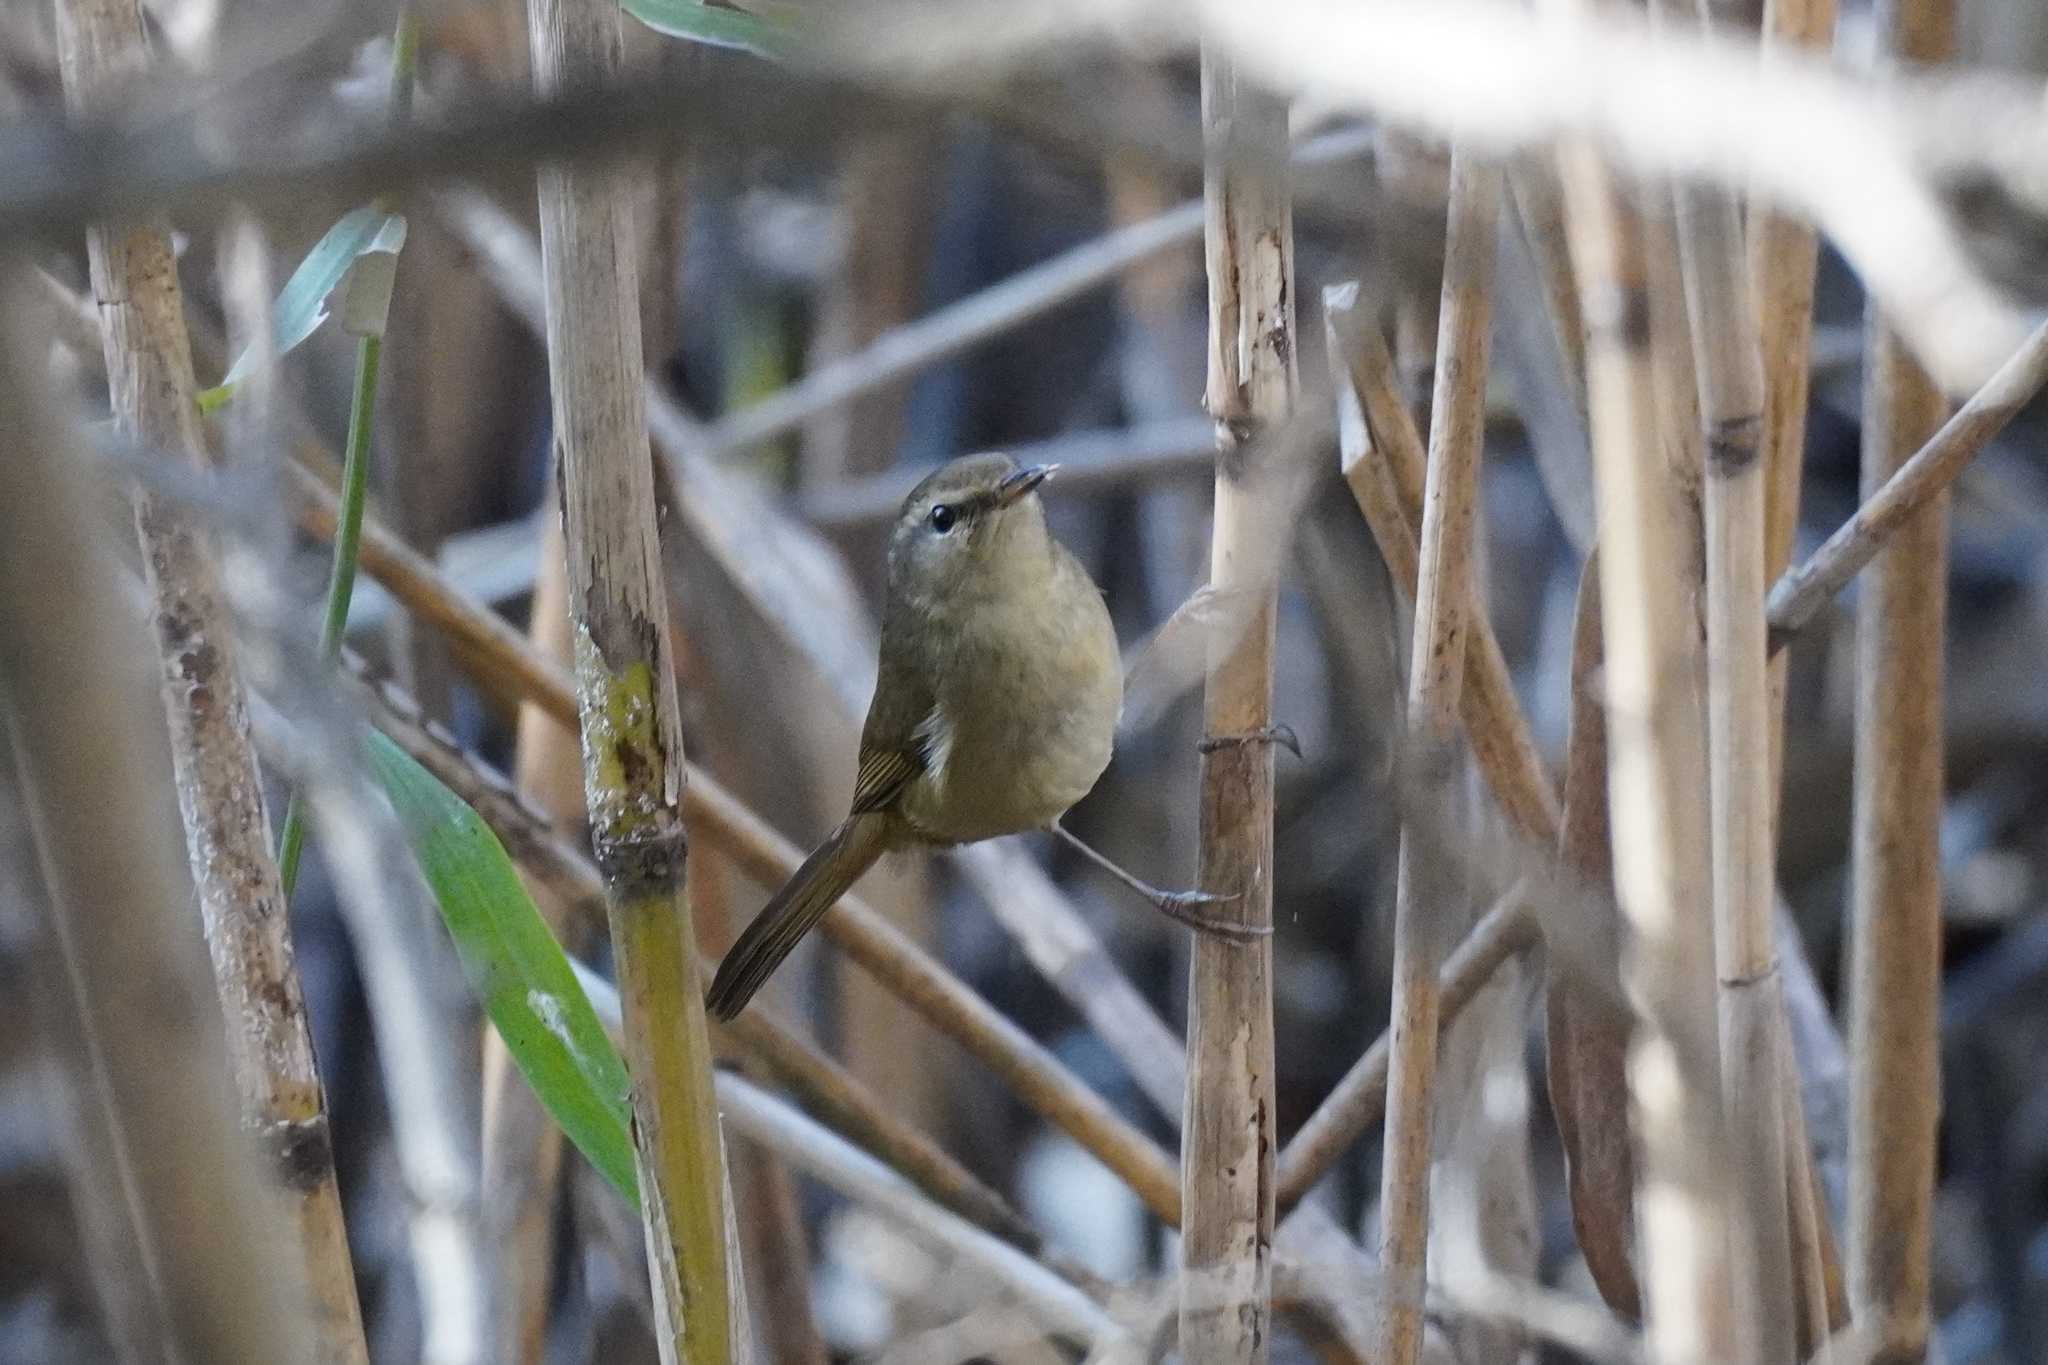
[706,813,892,1020]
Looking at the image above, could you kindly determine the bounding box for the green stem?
[278,8,416,898]
[278,332,383,896]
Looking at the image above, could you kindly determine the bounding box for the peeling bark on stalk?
[1183,49,1291,1364]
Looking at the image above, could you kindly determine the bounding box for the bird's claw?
[1198,723,1303,761]
[1151,887,1271,941]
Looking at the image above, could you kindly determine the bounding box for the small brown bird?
[706,452,1238,1021]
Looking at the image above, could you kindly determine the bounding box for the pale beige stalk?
[1659,0,1795,1349]
[1183,47,1292,1362]
[1845,9,1954,1361]
[1550,101,1735,1365]
[1378,148,1501,1365]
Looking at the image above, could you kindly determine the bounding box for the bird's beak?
[995,464,1057,507]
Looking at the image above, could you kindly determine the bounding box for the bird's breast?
[898,576,1121,845]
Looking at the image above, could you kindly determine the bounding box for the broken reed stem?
[1327,287,1561,844]
[51,2,367,1359]
[1185,49,1291,1361]
[1846,9,1954,1361]
[1662,34,1795,1353]
[525,0,736,1355]
[1550,113,1735,1364]
[0,288,316,1365]
[481,503,582,1365]
[1378,147,1500,1365]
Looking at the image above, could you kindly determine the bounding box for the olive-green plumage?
[705,454,1121,1020]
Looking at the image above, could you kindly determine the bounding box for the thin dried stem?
[1550,106,1734,1365]
[1766,320,2048,650]
[1660,1,1795,1349]
[1183,48,1292,1361]
[525,0,737,1354]
[0,279,313,1365]
[1378,146,1500,1365]
[1845,8,1954,1361]
[51,1,366,1357]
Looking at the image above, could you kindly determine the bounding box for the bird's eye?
[928,503,957,534]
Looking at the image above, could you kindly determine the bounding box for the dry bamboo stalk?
[525,0,737,1354]
[481,504,582,1365]
[0,281,312,1364]
[1378,147,1500,1365]
[1747,0,1844,1346]
[1550,111,1735,1365]
[1846,9,1954,1361]
[1659,14,1795,1353]
[1752,0,1837,795]
[51,3,366,1359]
[1183,49,1292,1361]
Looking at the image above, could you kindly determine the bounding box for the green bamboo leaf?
[363,731,640,1205]
[199,207,406,413]
[622,0,793,58]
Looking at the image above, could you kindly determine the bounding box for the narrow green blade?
[363,731,639,1205]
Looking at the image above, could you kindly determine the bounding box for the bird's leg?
[1050,822,1270,941]
[1195,722,1303,759]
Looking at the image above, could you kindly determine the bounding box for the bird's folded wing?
[851,743,922,814]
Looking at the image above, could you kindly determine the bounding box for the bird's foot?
[1147,886,1269,941]
[1049,821,1270,941]
[1197,723,1303,760]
